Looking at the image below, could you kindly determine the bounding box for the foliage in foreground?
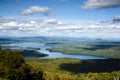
[0,49,43,80]
[0,48,120,80]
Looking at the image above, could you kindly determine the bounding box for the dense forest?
[49,43,120,58]
[0,48,43,80]
[0,46,120,80]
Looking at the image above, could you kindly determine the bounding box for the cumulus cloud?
[0,20,37,32]
[113,16,120,23]
[56,25,82,30]
[2,21,18,27]
[21,6,51,16]
[30,21,36,24]
[108,24,120,29]
[87,25,101,29]
[44,19,62,25]
[0,18,120,37]
[82,0,120,9]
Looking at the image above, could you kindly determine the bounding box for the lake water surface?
[3,42,107,59]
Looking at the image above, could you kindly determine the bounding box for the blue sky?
[0,0,120,38]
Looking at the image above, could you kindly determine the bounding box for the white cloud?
[44,19,62,25]
[113,16,120,23]
[18,23,33,27]
[0,18,120,38]
[87,25,101,29]
[30,21,36,24]
[21,6,51,16]
[2,21,18,27]
[82,0,120,9]
[115,16,120,19]
[57,25,82,30]
[108,24,120,29]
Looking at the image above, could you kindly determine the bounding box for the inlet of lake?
[2,42,107,59]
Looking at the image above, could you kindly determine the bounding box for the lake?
[2,42,107,59]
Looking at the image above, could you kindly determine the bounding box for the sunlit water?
[3,42,107,59]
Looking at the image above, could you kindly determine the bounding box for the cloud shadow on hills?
[59,59,120,74]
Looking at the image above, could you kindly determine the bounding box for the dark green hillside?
[0,50,25,68]
[0,49,43,80]
[20,50,48,58]
[26,58,120,80]
[60,59,120,73]
[49,44,120,58]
